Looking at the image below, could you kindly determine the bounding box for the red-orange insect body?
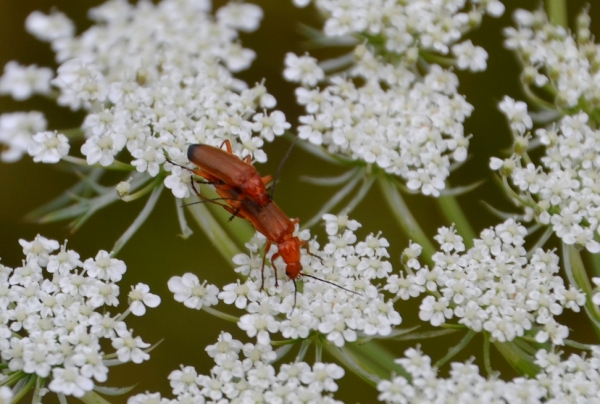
[212,184,306,283]
[183,144,357,304]
[187,142,272,206]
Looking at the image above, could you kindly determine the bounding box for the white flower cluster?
[169,214,401,347]
[284,0,505,196]
[0,235,160,398]
[490,7,600,254]
[298,0,504,51]
[0,61,53,101]
[408,220,584,344]
[378,346,600,403]
[0,112,47,163]
[2,0,289,197]
[493,110,600,254]
[504,8,598,109]
[129,332,345,403]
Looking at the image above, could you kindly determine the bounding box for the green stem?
[513,337,538,356]
[563,244,600,337]
[325,345,382,387]
[271,338,304,346]
[434,330,476,368]
[436,192,476,249]
[202,306,240,323]
[483,333,493,376]
[341,341,410,381]
[121,175,163,202]
[296,339,311,362]
[32,376,45,404]
[545,0,568,28]
[522,81,559,112]
[58,127,85,139]
[57,128,84,139]
[301,169,362,229]
[10,375,35,404]
[112,184,163,256]
[378,177,436,265]
[419,50,456,67]
[564,338,595,350]
[588,250,600,277]
[61,155,135,171]
[1,370,26,387]
[79,391,112,404]
[493,340,539,377]
[185,197,245,268]
[441,323,468,330]
[315,341,323,363]
[501,175,533,208]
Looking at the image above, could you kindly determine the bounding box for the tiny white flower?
[238,311,279,345]
[168,365,201,396]
[498,96,532,134]
[25,10,75,42]
[419,296,453,327]
[205,332,243,361]
[112,330,150,364]
[48,366,94,397]
[164,166,192,199]
[300,362,344,393]
[283,53,324,87]
[27,131,70,163]
[80,133,126,166]
[222,43,256,73]
[168,273,219,310]
[70,347,108,383]
[128,283,161,316]
[46,241,82,274]
[19,235,59,267]
[0,387,13,403]
[216,3,263,33]
[0,62,53,100]
[83,251,126,282]
[452,41,488,72]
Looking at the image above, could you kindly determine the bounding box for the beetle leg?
[260,241,273,290]
[220,139,234,154]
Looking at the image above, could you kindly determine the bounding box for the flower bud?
[499,158,517,177]
[514,134,529,155]
[354,44,367,60]
[576,10,591,30]
[468,10,482,27]
[404,47,419,65]
[116,179,132,199]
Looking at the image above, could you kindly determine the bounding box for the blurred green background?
[0,0,598,402]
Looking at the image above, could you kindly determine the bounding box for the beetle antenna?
[164,155,184,169]
[300,273,360,296]
[270,135,298,200]
[180,197,239,209]
[290,280,297,316]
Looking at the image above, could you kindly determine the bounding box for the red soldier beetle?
[169,140,358,307]
[187,140,273,207]
[209,185,358,308]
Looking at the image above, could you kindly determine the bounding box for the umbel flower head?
[0,235,160,399]
[129,332,345,403]
[411,220,584,344]
[0,0,288,202]
[284,0,505,197]
[491,7,600,254]
[377,346,600,403]
[493,110,600,254]
[169,214,401,348]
